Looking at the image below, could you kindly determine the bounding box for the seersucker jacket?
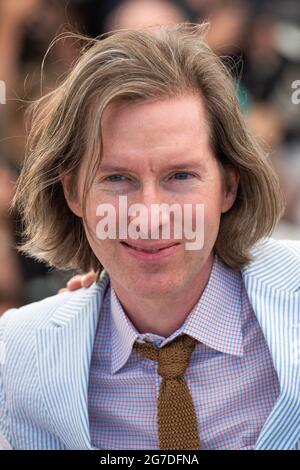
[0,237,299,450]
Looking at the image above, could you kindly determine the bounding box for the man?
[0,23,299,450]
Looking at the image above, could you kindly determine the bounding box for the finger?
[81,271,97,288]
[58,288,68,294]
[66,275,83,290]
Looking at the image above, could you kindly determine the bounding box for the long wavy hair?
[12,23,285,273]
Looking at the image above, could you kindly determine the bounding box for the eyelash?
[170,172,194,180]
[105,175,128,182]
[104,172,194,182]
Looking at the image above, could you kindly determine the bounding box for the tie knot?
[134,334,198,379]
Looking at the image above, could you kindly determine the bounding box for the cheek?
[85,202,121,255]
[190,200,222,245]
[83,206,98,237]
[189,193,222,226]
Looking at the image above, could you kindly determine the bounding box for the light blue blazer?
[0,237,299,450]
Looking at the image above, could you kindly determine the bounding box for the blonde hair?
[12,23,285,273]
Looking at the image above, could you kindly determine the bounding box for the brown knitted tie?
[133,334,200,450]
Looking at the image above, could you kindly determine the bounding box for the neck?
[111,254,214,337]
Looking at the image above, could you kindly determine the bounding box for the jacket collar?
[241,237,300,292]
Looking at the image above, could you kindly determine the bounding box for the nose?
[128,183,172,240]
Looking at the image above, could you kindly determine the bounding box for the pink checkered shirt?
[88,254,280,449]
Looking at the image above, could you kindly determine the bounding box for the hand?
[58,271,97,293]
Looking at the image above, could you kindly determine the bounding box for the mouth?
[120,241,178,252]
[120,240,180,260]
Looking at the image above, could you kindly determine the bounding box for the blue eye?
[171,172,193,180]
[105,175,128,182]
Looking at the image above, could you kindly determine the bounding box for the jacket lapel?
[35,271,110,450]
[242,238,300,450]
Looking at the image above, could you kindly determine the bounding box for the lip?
[121,239,179,250]
[120,240,180,261]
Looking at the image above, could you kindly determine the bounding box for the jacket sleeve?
[0,309,15,449]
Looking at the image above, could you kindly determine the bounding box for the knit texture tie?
[133,334,200,450]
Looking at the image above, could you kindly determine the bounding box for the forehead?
[99,93,211,165]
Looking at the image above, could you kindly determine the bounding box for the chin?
[129,272,183,297]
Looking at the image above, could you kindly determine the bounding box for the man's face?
[68,93,239,299]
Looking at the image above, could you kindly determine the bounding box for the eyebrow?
[98,160,207,173]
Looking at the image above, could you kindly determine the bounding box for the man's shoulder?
[0,286,93,342]
[251,236,300,253]
[242,236,300,291]
[247,236,300,261]
[0,271,110,350]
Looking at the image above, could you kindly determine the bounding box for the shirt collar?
[110,254,244,374]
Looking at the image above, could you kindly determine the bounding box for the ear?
[61,173,83,218]
[221,165,240,214]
